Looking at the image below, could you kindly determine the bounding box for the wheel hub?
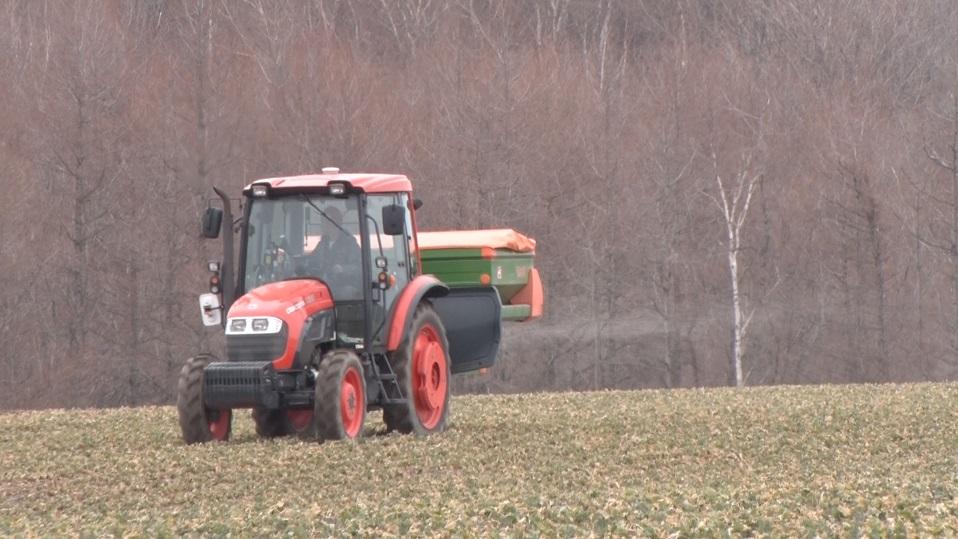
[339,367,364,437]
[412,324,447,428]
[416,342,444,409]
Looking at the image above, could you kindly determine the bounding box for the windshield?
[244,194,363,300]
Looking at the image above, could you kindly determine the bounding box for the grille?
[226,327,288,362]
[203,361,273,408]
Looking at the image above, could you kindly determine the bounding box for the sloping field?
[2,384,957,536]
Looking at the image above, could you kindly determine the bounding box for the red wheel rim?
[340,366,364,438]
[208,409,231,441]
[286,409,313,433]
[412,324,447,429]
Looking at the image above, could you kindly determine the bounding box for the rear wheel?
[383,304,451,435]
[177,354,232,444]
[304,350,366,441]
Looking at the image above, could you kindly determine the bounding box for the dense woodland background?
[3,0,958,408]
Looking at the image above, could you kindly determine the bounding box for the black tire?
[177,354,232,444]
[303,349,367,441]
[253,407,314,438]
[252,408,291,438]
[383,303,451,435]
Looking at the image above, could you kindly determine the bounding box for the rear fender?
[385,275,449,351]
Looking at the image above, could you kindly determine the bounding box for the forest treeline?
[2,0,958,408]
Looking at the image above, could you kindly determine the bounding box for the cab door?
[365,193,413,345]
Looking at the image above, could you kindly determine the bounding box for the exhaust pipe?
[213,186,236,314]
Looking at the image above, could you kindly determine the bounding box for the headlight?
[251,184,268,197]
[226,316,284,335]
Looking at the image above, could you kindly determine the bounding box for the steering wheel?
[263,242,292,282]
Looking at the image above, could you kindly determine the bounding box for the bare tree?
[709,151,761,387]
[923,91,958,370]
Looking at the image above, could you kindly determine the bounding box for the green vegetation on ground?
[1,383,957,536]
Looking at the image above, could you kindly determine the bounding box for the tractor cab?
[200,171,422,351]
[238,184,412,346]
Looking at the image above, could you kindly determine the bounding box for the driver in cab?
[302,206,361,296]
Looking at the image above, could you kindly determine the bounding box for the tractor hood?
[229,279,334,319]
[226,279,335,370]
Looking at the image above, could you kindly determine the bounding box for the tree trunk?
[726,232,745,387]
[715,162,758,388]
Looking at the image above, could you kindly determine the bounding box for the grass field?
[2,383,958,536]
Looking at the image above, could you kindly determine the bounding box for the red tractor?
[178,169,542,443]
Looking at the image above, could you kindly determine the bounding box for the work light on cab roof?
[178,169,544,445]
[328,182,347,196]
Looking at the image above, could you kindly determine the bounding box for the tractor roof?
[245,173,412,194]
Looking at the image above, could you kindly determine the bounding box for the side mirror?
[382,204,406,236]
[202,207,223,239]
[413,198,423,210]
[199,293,222,327]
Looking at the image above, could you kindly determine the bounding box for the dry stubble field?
[2,383,958,536]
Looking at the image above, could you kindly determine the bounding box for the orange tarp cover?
[417,229,536,253]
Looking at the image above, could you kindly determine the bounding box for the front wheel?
[304,350,367,441]
[177,354,232,444]
[383,303,451,435]
[252,408,313,438]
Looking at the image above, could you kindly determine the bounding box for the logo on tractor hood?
[285,293,319,314]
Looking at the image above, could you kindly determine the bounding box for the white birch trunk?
[715,156,759,388]
[726,219,745,387]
